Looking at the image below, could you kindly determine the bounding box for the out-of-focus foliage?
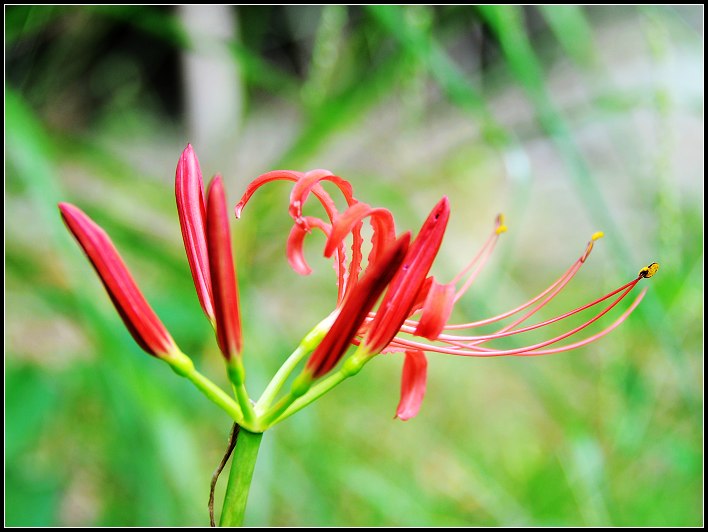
[6,5,702,526]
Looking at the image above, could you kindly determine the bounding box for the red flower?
[59,203,177,358]
[237,170,655,420]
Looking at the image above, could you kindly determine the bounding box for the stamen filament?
[453,231,501,302]
[382,278,641,356]
[432,275,639,345]
[443,245,589,330]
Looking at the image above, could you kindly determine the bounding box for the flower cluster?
[59,145,657,430]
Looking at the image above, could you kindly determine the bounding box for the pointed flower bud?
[175,144,214,322]
[206,175,243,360]
[364,197,450,353]
[59,203,177,358]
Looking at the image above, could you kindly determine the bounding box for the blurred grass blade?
[539,6,596,67]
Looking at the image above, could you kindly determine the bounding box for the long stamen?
[438,278,639,345]
[442,232,601,330]
[449,217,501,285]
[384,275,644,356]
[452,214,507,302]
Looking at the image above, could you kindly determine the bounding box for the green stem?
[271,348,370,425]
[260,391,298,427]
[256,344,308,410]
[234,382,256,425]
[256,312,337,411]
[226,360,256,426]
[182,366,244,424]
[272,348,373,425]
[275,369,349,423]
[219,428,264,527]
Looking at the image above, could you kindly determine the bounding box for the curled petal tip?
[286,222,314,276]
[639,262,659,279]
[234,202,244,219]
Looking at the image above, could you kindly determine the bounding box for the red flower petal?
[286,216,331,276]
[235,170,341,223]
[206,176,243,360]
[323,202,395,262]
[414,280,456,340]
[305,233,411,379]
[364,197,450,353]
[396,350,428,421]
[59,203,176,357]
[288,170,356,222]
[175,144,214,321]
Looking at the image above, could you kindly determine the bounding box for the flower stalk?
[219,428,263,527]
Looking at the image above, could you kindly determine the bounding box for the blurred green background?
[5,5,703,526]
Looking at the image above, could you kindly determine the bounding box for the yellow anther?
[495,214,507,235]
[591,231,604,241]
[639,262,659,279]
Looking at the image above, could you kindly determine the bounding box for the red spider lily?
[236,170,655,420]
[206,175,243,362]
[175,144,214,323]
[58,203,177,358]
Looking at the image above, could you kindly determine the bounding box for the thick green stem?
[219,428,263,527]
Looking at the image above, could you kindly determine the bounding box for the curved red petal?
[414,280,456,340]
[289,170,356,221]
[236,170,342,226]
[324,202,373,258]
[234,170,304,219]
[175,144,214,321]
[366,209,396,267]
[324,203,395,260]
[286,216,332,276]
[396,350,428,421]
[59,203,176,357]
[206,176,243,360]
